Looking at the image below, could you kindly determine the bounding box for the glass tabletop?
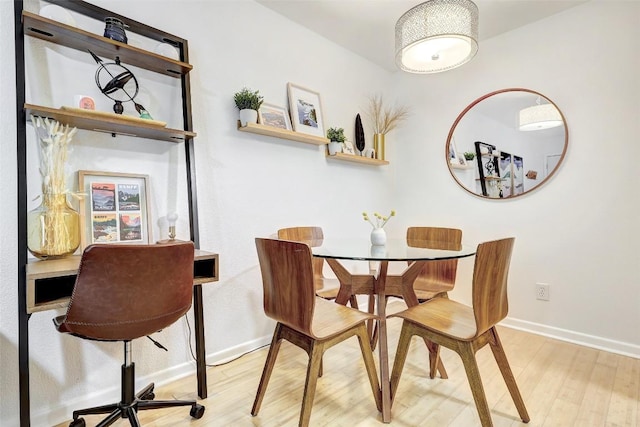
[311,237,476,261]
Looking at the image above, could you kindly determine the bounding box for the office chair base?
[69,377,205,427]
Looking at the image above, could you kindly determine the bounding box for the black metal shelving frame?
[14,1,203,425]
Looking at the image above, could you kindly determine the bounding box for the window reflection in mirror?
[446,88,568,199]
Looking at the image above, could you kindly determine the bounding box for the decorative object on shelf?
[366,94,409,160]
[74,95,95,110]
[39,4,77,27]
[362,210,396,246]
[103,17,128,43]
[27,116,80,259]
[463,151,475,161]
[519,96,563,131]
[258,103,292,130]
[342,140,356,155]
[395,0,479,74]
[234,87,264,127]
[77,170,152,251]
[364,147,376,159]
[326,127,345,155]
[287,83,325,137]
[167,212,178,240]
[89,50,153,119]
[355,113,366,155]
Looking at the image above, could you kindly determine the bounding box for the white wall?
[1,1,393,425]
[391,0,640,352]
[1,1,638,426]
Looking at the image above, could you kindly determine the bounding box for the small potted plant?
[234,87,264,126]
[326,127,346,155]
[463,151,475,161]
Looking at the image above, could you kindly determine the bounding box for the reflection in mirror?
[446,88,568,199]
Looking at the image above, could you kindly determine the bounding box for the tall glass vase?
[27,193,80,259]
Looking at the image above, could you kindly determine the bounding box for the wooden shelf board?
[238,121,329,146]
[26,104,196,143]
[23,11,192,78]
[327,152,389,166]
[450,163,474,170]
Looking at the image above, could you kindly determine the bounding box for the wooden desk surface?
[26,249,219,314]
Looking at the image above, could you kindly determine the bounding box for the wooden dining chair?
[389,237,530,427]
[278,226,359,308]
[252,238,381,427]
[373,226,463,378]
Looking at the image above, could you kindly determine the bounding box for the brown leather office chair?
[374,226,462,378]
[390,238,530,427]
[277,226,360,308]
[252,238,381,427]
[54,242,205,427]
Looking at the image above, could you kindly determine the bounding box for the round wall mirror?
[446,88,568,199]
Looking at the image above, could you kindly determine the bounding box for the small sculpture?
[88,50,153,119]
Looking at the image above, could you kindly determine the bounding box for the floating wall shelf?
[327,152,389,166]
[237,121,329,146]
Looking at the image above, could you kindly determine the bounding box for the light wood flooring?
[54,313,640,426]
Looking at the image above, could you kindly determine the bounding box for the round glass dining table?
[312,237,476,423]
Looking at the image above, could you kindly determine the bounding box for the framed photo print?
[287,83,325,137]
[78,170,152,250]
[258,103,292,130]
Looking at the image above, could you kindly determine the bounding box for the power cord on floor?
[183,314,269,367]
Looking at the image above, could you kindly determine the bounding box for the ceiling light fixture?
[395,0,479,74]
[519,98,563,131]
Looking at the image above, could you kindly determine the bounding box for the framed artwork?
[448,138,465,166]
[258,103,292,130]
[78,170,152,250]
[343,140,356,155]
[287,83,325,137]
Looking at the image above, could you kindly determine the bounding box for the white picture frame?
[342,140,355,155]
[287,82,325,137]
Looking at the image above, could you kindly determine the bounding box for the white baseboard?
[501,317,640,359]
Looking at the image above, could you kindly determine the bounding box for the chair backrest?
[255,238,315,334]
[59,241,195,341]
[278,226,326,288]
[472,237,515,336]
[406,227,463,292]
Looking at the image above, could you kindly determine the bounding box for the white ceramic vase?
[327,141,342,156]
[239,109,258,127]
[370,228,387,246]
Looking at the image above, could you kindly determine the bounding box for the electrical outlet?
[536,283,550,301]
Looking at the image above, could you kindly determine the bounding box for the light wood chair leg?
[251,324,283,416]
[488,328,530,423]
[355,325,382,412]
[458,342,493,427]
[300,342,324,427]
[390,321,413,404]
[367,294,376,344]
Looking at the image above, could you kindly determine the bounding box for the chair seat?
[315,277,340,299]
[309,297,376,339]
[392,298,478,341]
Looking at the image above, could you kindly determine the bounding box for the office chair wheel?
[190,404,205,419]
[69,418,85,427]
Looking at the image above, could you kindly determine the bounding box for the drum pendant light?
[395,0,479,73]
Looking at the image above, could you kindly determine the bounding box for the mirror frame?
[446,88,569,199]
